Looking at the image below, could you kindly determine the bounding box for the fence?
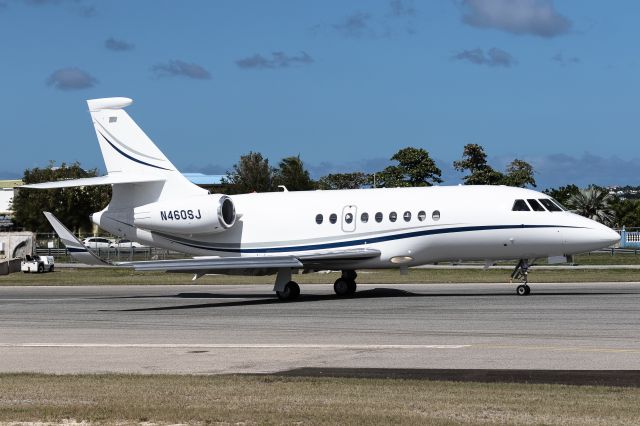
[34,233,187,263]
[619,228,640,249]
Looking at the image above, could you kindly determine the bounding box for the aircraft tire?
[276,281,300,301]
[516,284,530,296]
[347,279,357,295]
[334,278,352,297]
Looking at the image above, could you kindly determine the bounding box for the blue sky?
[1,0,639,189]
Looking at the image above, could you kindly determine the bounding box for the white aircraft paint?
[25,97,620,299]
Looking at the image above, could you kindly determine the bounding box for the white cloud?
[461,0,571,38]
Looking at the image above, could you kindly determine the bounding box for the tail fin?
[87,97,205,206]
[23,98,205,207]
[88,97,176,174]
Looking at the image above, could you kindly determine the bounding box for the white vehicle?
[25,97,620,300]
[110,239,148,251]
[21,255,55,273]
[82,237,113,249]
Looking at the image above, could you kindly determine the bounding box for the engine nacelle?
[133,194,236,235]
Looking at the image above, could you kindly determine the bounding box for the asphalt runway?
[1,282,639,375]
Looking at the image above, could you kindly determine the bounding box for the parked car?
[82,237,113,249]
[21,255,54,273]
[109,239,148,251]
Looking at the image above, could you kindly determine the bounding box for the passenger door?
[342,205,357,232]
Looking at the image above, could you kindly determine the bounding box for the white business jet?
[25,97,620,300]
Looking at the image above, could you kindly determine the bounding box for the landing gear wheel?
[334,278,353,297]
[516,284,530,296]
[276,281,300,301]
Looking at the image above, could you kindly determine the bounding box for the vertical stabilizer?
[88,97,176,174]
[86,97,205,207]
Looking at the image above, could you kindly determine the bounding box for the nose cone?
[564,217,620,254]
[599,225,621,247]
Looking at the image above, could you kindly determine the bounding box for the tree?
[610,198,640,228]
[503,159,536,188]
[273,155,315,191]
[543,184,580,206]
[317,172,370,190]
[453,144,504,185]
[565,186,615,225]
[12,162,111,233]
[376,147,442,188]
[453,144,536,187]
[223,151,274,194]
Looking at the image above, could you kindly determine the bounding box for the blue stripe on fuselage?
[163,224,582,254]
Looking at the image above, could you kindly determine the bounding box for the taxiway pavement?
[1,282,639,374]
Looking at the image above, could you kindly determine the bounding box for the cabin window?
[375,212,383,223]
[329,213,337,224]
[403,211,411,222]
[512,199,530,211]
[539,199,562,212]
[418,211,426,221]
[432,210,441,221]
[389,212,397,222]
[345,213,354,224]
[315,214,323,224]
[361,212,369,223]
[527,199,546,211]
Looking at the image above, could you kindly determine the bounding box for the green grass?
[0,374,639,425]
[1,265,639,286]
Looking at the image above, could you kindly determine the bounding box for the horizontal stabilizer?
[22,174,165,189]
[43,212,113,266]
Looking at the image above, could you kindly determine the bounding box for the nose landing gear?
[511,259,531,296]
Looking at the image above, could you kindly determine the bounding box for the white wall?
[0,189,14,214]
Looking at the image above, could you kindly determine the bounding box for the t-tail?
[24,97,206,208]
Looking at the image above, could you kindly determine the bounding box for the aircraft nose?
[563,218,620,254]
[588,222,620,247]
[600,226,621,246]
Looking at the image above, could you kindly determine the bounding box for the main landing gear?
[274,269,300,301]
[510,259,531,296]
[273,269,359,301]
[333,270,357,297]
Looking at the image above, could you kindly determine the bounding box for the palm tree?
[566,186,615,225]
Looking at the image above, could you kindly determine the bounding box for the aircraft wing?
[127,256,303,272]
[43,212,380,274]
[125,248,381,273]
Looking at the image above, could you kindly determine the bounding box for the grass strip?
[0,374,639,425]
[1,266,640,286]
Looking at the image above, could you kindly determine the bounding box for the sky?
[0,0,639,189]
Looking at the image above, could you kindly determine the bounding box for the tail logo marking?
[98,130,171,171]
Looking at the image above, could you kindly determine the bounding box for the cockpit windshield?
[512,198,566,212]
[512,199,530,211]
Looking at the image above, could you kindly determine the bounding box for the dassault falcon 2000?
[25,97,620,300]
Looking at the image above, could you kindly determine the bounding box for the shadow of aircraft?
[100,286,638,313]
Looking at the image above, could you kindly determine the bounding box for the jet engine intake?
[133,194,236,234]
